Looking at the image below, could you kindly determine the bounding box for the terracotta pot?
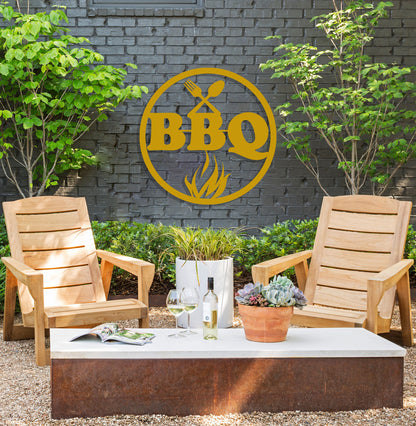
[238,303,294,343]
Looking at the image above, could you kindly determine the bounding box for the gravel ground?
[1,305,416,426]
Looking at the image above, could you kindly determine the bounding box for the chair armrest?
[96,249,154,279]
[367,259,414,333]
[96,249,155,303]
[368,259,414,293]
[1,257,43,294]
[251,250,313,287]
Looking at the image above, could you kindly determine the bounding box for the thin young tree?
[0,3,147,197]
[261,0,416,195]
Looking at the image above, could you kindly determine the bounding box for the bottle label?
[203,302,212,323]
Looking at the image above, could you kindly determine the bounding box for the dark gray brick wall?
[1,0,416,228]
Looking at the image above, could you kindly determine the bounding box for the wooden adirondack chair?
[1,196,155,366]
[252,195,414,346]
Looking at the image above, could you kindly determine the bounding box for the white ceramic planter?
[176,257,233,328]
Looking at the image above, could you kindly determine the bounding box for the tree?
[260,0,416,195]
[0,3,148,197]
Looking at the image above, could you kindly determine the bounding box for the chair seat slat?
[313,285,367,311]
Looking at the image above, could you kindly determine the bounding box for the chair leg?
[3,268,17,341]
[396,273,414,347]
[367,280,384,335]
[33,303,49,366]
[30,276,50,366]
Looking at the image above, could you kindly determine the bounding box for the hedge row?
[1,217,415,313]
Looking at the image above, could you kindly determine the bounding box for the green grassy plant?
[166,226,243,261]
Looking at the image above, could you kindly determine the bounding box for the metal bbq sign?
[139,68,276,205]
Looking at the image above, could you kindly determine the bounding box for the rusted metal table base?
[51,356,403,419]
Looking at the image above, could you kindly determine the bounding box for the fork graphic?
[184,80,220,115]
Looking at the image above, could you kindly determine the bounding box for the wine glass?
[166,289,185,338]
[179,286,199,335]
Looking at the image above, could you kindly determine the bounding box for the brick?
[214,9,233,18]
[214,27,243,37]
[88,36,108,46]
[167,17,197,27]
[107,37,136,46]
[96,27,125,37]
[166,55,195,65]
[245,9,273,18]
[186,46,214,55]
[153,27,184,37]
[66,9,87,18]
[134,17,167,27]
[53,0,77,7]
[255,0,283,7]
[283,0,311,8]
[226,56,254,65]
[184,27,213,37]
[205,0,225,7]
[125,27,154,36]
[166,36,196,46]
[107,18,136,26]
[74,27,95,37]
[199,18,225,27]
[126,45,155,55]
[226,18,254,28]
[225,36,255,46]
[196,56,225,65]
[224,0,252,7]
[215,46,243,55]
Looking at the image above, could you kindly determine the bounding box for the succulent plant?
[235,275,307,309]
[235,282,263,305]
[263,275,307,308]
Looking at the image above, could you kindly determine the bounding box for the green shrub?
[235,219,319,278]
[405,224,416,267]
[91,221,175,285]
[0,215,10,311]
[1,216,415,313]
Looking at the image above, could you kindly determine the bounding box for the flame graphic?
[185,152,230,200]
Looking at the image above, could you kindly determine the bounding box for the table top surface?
[50,327,406,360]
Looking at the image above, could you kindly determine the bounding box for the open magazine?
[70,323,155,346]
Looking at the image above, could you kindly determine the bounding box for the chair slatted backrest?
[3,196,106,315]
[305,195,411,318]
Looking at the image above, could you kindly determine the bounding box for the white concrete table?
[50,327,406,418]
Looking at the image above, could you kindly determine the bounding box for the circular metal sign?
[139,67,276,205]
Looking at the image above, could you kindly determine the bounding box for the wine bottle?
[203,277,218,340]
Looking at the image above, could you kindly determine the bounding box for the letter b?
[147,113,185,151]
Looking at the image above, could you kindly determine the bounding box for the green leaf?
[0,64,9,76]
[1,110,13,119]
[22,118,34,129]
[72,80,83,89]
[28,21,41,36]
[2,6,14,20]
[14,49,25,61]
